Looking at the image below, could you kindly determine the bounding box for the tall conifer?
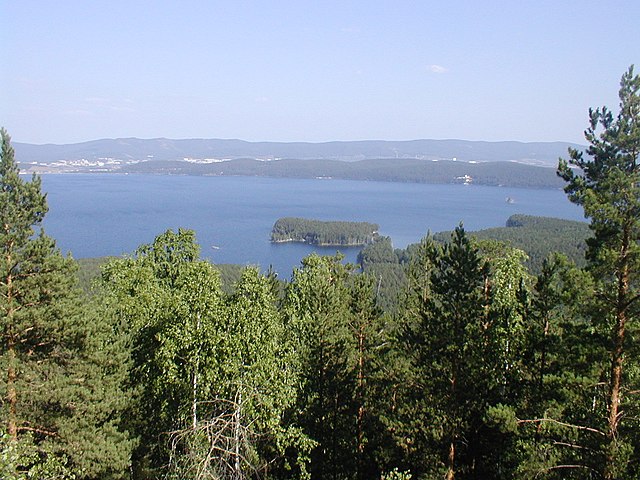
[558,66,640,479]
[1,128,133,478]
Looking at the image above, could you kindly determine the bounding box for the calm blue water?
[39,174,585,276]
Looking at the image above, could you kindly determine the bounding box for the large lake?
[40,174,585,276]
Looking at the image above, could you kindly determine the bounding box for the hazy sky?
[1,1,638,145]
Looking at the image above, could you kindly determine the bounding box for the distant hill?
[14,137,583,166]
[120,157,565,188]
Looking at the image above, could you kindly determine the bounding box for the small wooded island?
[271,217,379,246]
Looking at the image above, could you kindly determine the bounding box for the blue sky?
[1,1,638,145]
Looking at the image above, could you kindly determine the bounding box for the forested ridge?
[120,157,565,189]
[1,67,639,479]
[14,138,581,166]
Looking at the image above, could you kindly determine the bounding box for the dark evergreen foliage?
[271,217,379,246]
[0,128,133,478]
[556,65,640,479]
[431,214,591,274]
[357,214,591,314]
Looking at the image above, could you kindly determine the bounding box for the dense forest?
[271,217,380,246]
[357,214,591,312]
[1,68,639,480]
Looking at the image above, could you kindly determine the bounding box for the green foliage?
[284,254,355,479]
[214,263,248,294]
[219,267,311,478]
[358,215,591,314]
[479,215,590,273]
[6,67,640,480]
[162,267,313,480]
[391,226,532,478]
[497,254,607,479]
[1,128,133,479]
[442,214,591,274]
[361,262,405,313]
[556,65,640,479]
[271,217,379,246]
[101,229,226,474]
[0,432,76,479]
[284,254,388,479]
[103,232,311,478]
[357,236,406,312]
[357,236,398,266]
[393,227,483,477]
[75,257,114,294]
[78,258,251,297]
[381,467,413,480]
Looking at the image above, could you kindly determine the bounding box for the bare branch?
[535,464,599,478]
[517,417,606,436]
[17,425,57,437]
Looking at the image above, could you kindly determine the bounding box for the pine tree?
[285,254,389,480]
[346,273,387,480]
[505,254,602,479]
[558,66,640,479]
[392,228,534,479]
[1,127,133,477]
[393,227,490,478]
[285,254,355,479]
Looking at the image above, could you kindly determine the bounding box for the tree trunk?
[447,358,457,480]
[191,366,198,430]
[356,325,365,480]
[7,339,17,440]
[604,234,630,480]
[536,314,551,439]
[446,439,455,480]
[234,389,242,480]
[604,264,629,480]
[5,264,17,441]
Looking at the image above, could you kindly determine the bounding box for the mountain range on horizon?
[13,137,584,167]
